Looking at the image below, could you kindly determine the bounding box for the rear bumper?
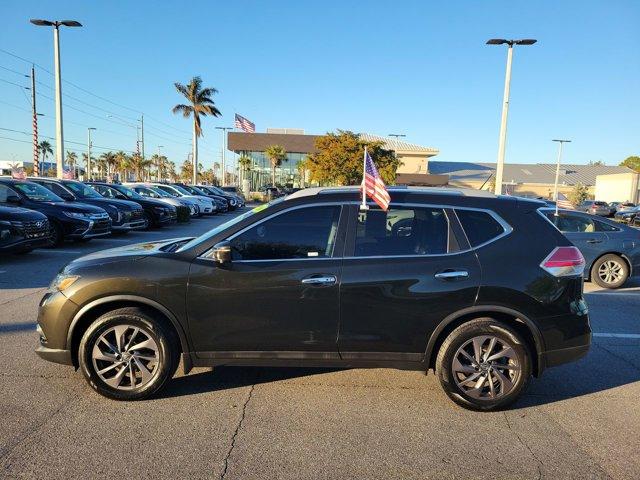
[542,341,590,369]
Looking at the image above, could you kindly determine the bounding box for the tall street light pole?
[157,145,164,181]
[87,127,96,180]
[486,38,537,195]
[552,139,571,215]
[215,127,233,186]
[30,19,82,179]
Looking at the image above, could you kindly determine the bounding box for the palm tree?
[39,140,53,174]
[238,154,252,184]
[95,156,107,179]
[99,152,118,177]
[114,151,130,181]
[82,153,96,179]
[264,145,287,186]
[66,151,78,177]
[172,76,221,184]
[130,153,152,181]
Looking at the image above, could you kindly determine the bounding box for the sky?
[0,0,638,170]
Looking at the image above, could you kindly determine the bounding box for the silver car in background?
[577,200,611,216]
[146,183,216,215]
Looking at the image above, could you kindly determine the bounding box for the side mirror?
[210,241,231,264]
[6,194,21,204]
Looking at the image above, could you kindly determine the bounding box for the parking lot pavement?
[1,212,639,479]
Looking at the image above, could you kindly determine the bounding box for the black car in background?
[87,182,177,228]
[199,184,244,209]
[0,205,50,254]
[0,178,111,246]
[36,186,590,411]
[614,205,639,224]
[30,178,145,233]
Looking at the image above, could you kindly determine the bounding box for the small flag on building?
[557,192,575,210]
[11,166,26,179]
[62,169,75,179]
[361,148,391,211]
[234,113,255,133]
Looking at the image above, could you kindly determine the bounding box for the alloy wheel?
[91,324,159,390]
[452,335,521,400]
[597,260,624,285]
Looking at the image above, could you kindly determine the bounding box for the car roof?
[286,185,498,201]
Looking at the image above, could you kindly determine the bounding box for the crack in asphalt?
[503,412,544,480]
[220,384,255,480]
[0,288,45,307]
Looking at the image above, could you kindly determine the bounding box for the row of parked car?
[0,176,245,254]
[576,199,637,218]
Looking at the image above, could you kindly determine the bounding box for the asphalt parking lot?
[1,212,639,480]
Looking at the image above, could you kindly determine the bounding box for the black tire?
[591,254,628,289]
[436,318,532,411]
[15,248,33,255]
[78,307,180,401]
[48,221,64,247]
[143,211,154,230]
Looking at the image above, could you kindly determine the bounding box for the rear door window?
[455,209,505,247]
[353,206,450,256]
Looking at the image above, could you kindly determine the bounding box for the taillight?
[540,246,585,277]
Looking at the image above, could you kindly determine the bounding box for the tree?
[588,160,605,166]
[568,182,589,206]
[100,151,118,176]
[306,130,400,186]
[66,151,78,174]
[620,156,640,172]
[180,159,204,183]
[264,145,287,186]
[172,76,221,185]
[82,153,96,179]
[39,140,53,174]
[297,156,309,188]
[114,151,131,181]
[130,153,151,181]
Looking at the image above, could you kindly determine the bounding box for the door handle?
[301,275,337,286]
[586,239,603,244]
[434,270,469,280]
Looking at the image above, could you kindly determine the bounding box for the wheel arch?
[424,305,545,377]
[67,295,191,369]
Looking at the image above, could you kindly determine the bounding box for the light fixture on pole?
[87,127,96,180]
[215,126,233,186]
[486,38,537,195]
[30,19,82,179]
[552,139,571,215]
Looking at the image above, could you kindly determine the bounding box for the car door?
[337,203,481,360]
[186,203,347,357]
[543,211,607,267]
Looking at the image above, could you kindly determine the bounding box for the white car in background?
[125,183,201,217]
[146,183,216,215]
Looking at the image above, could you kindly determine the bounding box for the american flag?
[363,149,391,211]
[234,113,255,133]
[557,192,575,210]
[62,169,75,179]
[11,166,26,179]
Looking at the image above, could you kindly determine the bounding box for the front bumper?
[36,290,79,366]
[0,236,50,252]
[66,217,112,239]
[35,345,73,365]
[112,219,147,231]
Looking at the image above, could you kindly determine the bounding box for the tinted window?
[456,209,505,247]
[12,182,63,202]
[0,184,19,203]
[354,207,449,256]
[544,212,595,232]
[230,206,341,260]
[63,181,102,198]
[594,220,620,232]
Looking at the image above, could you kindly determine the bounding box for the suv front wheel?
[436,318,532,411]
[78,307,179,400]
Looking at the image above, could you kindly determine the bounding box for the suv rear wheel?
[591,254,628,289]
[436,318,532,411]
[78,307,179,400]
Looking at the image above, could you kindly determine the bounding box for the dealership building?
[227,129,440,190]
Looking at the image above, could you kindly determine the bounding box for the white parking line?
[593,333,640,339]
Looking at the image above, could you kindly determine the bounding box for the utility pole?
[87,127,96,180]
[30,19,82,179]
[486,38,537,195]
[30,65,39,176]
[215,126,233,186]
[552,139,571,215]
[139,115,145,161]
[157,145,163,181]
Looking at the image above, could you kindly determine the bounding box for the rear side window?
[456,209,505,247]
[354,206,450,256]
[594,220,620,232]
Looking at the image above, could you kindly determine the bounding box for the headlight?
[63,211,91,219]
[153,206,167,214]
[49,272,80,292]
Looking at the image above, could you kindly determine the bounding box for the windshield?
[190,186,209,196]
[147,186,173,198]
[63,181,102,199]
[13,182,64,202]
[208,186,225,195]
[177,198,285,252]
[116,185,143,200]
[171,185,192,196]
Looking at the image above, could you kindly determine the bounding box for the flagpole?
[552,139,571,216]
[360,147,368,211]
